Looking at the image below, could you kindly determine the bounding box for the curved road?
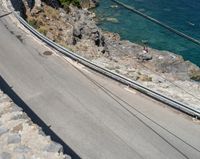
[0,9,200,159]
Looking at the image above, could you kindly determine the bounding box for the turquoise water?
[95,0,200,66]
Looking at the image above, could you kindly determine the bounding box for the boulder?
[14,145,31,153]
[0,127,8,136]
[31,0,42,14]
[80,0,99,9]
[0,152,11,159]
[137,51,152,61]
[7,133,21,144]
[43,142,63,153]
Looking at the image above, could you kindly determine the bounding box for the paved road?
[0,11,200,159]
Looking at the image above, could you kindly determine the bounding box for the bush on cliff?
[59,0,81,8]
[28,19,38,29]
[189,69,200,81]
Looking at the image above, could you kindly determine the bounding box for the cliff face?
[16,0,105,53]
[24,0,98,9]
[11,0,98,18]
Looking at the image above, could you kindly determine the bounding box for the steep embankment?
[11,0,200,109]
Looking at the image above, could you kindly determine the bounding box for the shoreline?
[94,0,200,67]
[11,0,200,109]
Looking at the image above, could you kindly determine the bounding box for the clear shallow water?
[94,0,200,66]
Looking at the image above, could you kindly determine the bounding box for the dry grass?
[139,74,152,81]
[38,26,48,35]
[190,69,200,81]
[45,6,59,19]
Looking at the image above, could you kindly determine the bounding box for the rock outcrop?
[80,0,99,9]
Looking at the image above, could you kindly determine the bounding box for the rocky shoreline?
[0,90,70,159]
[11,0,200,110]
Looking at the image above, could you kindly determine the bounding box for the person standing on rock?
[142,40,149,53]
[143,45,149,53]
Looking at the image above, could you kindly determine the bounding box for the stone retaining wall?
[0,90,71,159]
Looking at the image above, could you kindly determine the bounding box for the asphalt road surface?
[0,10,200,159]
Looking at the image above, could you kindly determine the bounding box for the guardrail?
[13,11,200,118]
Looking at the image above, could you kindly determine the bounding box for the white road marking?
[60,55,92,74]
[124,86,136,94]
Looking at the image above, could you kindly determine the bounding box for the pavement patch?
[43,51,53,56]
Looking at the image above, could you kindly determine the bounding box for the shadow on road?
[0,12,12,18]
[0,75,81,159]
[10,0,27,18]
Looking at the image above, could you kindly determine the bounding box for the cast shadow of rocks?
[10,0,27,18]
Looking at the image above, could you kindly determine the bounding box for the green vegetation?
[28,19,47,36]
[38,26,48,36]
[59,0,81,8]
[190,70,200,81]
[28,19,38,29]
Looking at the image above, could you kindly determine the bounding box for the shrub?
[38,26,48,36]
[45,6,59,19]
[59,0,81,8]
[28,19,38,29]
[189,70,200,81]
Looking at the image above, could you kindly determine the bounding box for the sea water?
[94,0,200,66]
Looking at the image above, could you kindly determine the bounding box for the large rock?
[70,7,105,48]
[137,51,153,61]
[0,152,11,159]
[31,0,42,14]
[14,145,31,153]
[43,142,63,153]
[7,133,21,144]
[0,127,8,136]
[80,0,99,9]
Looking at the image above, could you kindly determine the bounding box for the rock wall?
[0,90,71,159]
